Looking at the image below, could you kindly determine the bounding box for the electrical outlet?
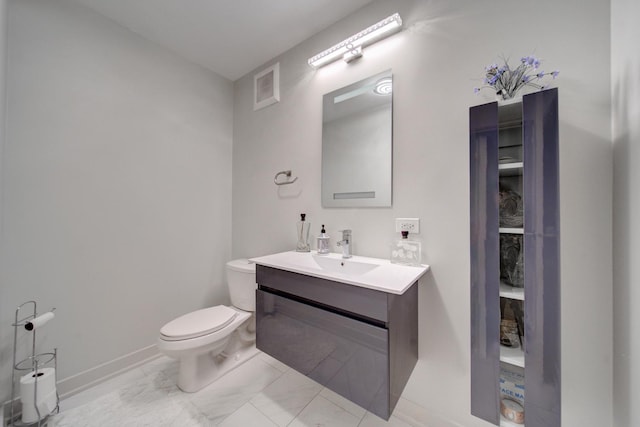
[395,218,420,234]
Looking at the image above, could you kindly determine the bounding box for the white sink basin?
[250,251,430,295]
[311,254,379,276]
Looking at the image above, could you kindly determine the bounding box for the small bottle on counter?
[296,213,311,252]
[316,224,330,255]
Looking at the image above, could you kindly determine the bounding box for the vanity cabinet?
[255,265,418,420]
[470,89,560,427]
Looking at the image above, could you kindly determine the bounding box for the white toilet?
[157,259,258,392]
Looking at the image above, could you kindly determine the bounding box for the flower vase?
[497,94,523,106]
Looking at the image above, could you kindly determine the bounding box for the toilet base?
[177,340,260,392]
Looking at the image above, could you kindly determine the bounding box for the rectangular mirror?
[322,70,393,207]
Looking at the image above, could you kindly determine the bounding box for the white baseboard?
[56,344,160,399]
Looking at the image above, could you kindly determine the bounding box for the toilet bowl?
[157,259,258,392]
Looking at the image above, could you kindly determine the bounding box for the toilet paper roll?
[20,367,57,423]
[25,311,55,331]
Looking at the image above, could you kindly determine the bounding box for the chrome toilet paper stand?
[9,301,59,427]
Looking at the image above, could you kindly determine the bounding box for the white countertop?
[250,251,430,295]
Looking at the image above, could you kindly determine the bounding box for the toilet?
[157,259,258,392]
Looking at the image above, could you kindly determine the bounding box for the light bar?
[308,13,402,68]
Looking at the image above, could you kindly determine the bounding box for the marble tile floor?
[46,351,428,427]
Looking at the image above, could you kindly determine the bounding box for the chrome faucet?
[337,229,352,258]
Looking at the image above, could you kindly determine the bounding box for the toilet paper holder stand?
[9,301,59,427]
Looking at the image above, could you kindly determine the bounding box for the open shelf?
[498,161,524,171]
[500,282,524,300]
[500,227,524,235]
[499,163,524,177]
[500,346,525,368]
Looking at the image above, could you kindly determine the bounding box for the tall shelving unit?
[470,89,560,427]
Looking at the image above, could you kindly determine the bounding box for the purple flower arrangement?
[474,55,559,100]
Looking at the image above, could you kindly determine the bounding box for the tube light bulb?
[308,13,402,68]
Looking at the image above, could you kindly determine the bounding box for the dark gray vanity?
[255,263,420,420]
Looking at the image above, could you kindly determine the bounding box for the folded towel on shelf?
[500,234,524,287]
[499,189,523,228]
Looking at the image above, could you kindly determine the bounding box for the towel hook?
[274,170,298,186]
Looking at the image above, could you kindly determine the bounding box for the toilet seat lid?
[160,306,238,341]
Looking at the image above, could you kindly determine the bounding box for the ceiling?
[70,0,374,81]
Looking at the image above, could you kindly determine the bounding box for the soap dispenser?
[316,224,330,255]
[296,213,311,252]
[391,231,422,266]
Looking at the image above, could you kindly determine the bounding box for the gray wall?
[0,0,234,402]
[232,0,613,425]
[612,0,640,426]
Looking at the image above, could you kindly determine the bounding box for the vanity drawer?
[256,289,390,418]
[256,265,388,323]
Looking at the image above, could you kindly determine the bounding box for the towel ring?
[274,170,298,186]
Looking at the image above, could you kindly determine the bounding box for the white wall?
[233,0,613,426]
[0,0,6,420]
[0,0,5,149]
[0,0,233,403]
[612,0,640,426]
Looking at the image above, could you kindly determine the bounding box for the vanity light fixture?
[308,13,402,68]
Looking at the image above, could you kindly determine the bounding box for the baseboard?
[56,344,160,399]
[2,344,160,424]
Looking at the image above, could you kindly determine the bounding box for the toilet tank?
[226,259,257,311]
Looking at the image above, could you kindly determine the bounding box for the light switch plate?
[395,218,420,234]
